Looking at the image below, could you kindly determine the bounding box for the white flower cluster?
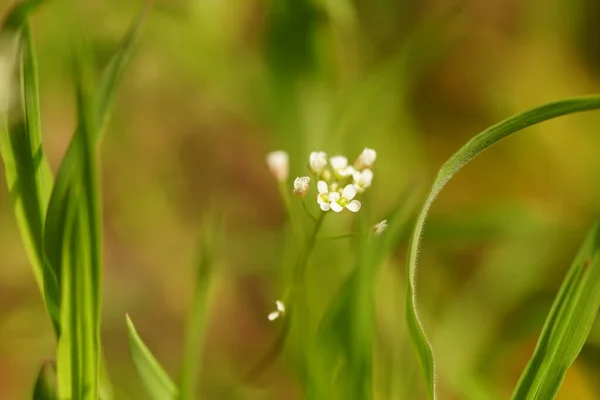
[266,148,376,213]
[311,148,376,213]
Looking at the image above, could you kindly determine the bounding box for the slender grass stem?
[301,197,318,223]
[248,211,326,380]
[278,180,301,243]
[293,211,326,284]
[318,232,365,241]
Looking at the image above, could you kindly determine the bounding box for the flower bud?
[355,148,377,170]
[266,150,289,182]
[293,176,311,197]
[309,151,328,174]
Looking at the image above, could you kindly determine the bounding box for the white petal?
[329,155,348,170]
[347,200,361,212]
[342,184,357,200]
[317,195,329,206]
[293,176,310,196]
[317,180,328,194]
[310,151,328,172]
[339,166,355,177]
[374,219,388,235]
[357,148,376,168]
[362,169,374,183]
[330,201,343,212]
[268,311,280,321]
[320,202,330,211]
[293,177,302,190]
[328,191,341,201]
[276,300,285,312]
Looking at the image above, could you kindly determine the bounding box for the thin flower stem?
[318,232,365,240]
[278,181,301,242]
[301,197,318,223]
[293,211,326,284]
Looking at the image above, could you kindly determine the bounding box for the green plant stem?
[278,180,301,241]
[248,211,326,380]
[319,232,364,241]
[301,197,318,223]
[293,211,326,284]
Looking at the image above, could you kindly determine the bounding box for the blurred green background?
[2,0,600,398]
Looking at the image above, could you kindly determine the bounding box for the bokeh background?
[2,0,600,398]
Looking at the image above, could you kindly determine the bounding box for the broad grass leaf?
[511,222,600,400]
[405,95,600,399]
[126,315,179,400]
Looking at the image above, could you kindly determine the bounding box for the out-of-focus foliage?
[2,0,600,398]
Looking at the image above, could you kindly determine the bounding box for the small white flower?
[329,184,361,213]
[309,151,328,174]
[266,151,289,182]
[353,169,373,193]
[372,219,388,235]
[355,148,377,169]
[293,176,311,197]
[268,300,286,321]
[329,155,355,177]
[317,180,332,211]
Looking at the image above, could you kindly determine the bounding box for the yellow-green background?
[1,0,600,398]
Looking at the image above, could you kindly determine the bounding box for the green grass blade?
[33,360,57,400]
[43,4,149,337]
[96,2,150,136]
[55,189,80,399]
[510,222,600,400]
[405,95,600,399]
[0,14,54,303]
[179,224,216,399]
[126,315,179,400]
[56,38,102,400]
[75,36,102,400]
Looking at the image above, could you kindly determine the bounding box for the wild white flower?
[268,300,286,321]
[317,180,332,211]
[373,219,388,235]
[353,169,373,193]
[309,151,328,174]
[329,155,354,177]
[329,184,361,213]
[266,150,289,182]
[355,148,377,170]
[293,176,310,197]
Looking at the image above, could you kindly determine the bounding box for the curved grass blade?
[126,315,178,400]
[510,222,600,400]
[405,95,600,399]
[43,3,150,337]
